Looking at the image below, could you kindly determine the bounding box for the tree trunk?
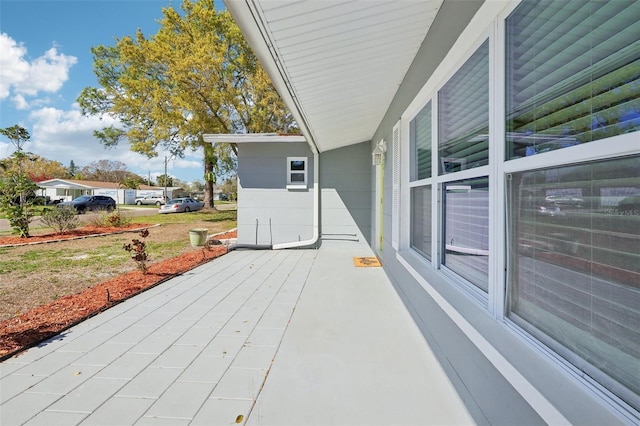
[203,143,215,209]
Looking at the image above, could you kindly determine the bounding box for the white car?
[158,197,204,214]
[135,195,166,206]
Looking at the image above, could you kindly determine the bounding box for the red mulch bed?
[0,224,154,246]
[0,228,236,359]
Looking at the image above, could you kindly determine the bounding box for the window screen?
[411,185,432,260]
[443,177,489,292]
[507,155,640,410]
[439,40,489,174]
[410,102,432,181]
[506,1,640,159]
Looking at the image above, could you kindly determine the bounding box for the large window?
[439,40,489,174]
[443,177,489,292]
[410,101,433,261]
[506,1,640,159]
[401,0,640,416]
[507,155,640,410]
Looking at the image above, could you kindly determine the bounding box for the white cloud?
[23,105,204,182]
[12,94,28,110]
[0,33,76,104]
[0,33,29,99]
[0,142,13,159]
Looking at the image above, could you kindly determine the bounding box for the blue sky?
[0,0,224,184]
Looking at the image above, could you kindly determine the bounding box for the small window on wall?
[287,157,307,189]
[506,1,640,159]
[439,40,489,174]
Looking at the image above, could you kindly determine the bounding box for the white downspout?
[272,148,319,250]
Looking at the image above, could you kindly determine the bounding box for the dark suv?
[57,195,116,214]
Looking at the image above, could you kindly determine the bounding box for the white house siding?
[372,1,638,425]
[237,142,315,246]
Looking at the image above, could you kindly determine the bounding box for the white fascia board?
[203,134,306,144]
[223,0,319,154]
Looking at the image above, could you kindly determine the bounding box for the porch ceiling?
[225,0,443,152]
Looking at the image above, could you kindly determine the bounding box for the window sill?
[286,184,307,190]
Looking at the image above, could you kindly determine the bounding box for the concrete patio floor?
[0,240,473,425]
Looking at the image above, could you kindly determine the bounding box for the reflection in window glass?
[443,177,489,291]
[290,173,305,182]
[439,40,489,174]
[291,160,305,171]
[506,1,640,159]
[410,102,432,181]
[507,155,640,410]
[411,186,432,260]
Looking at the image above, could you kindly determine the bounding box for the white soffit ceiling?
[226,0,443,152]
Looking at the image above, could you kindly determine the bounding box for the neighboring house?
[212,1,640,424]
[38,179,183,204]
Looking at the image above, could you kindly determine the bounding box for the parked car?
[158,197,204,214]
[536,201,565,217]
[57,195,116,214]
[617,195,640,212]
[545,195,584,208]
[11,192,51,206]
[135,195,166,206]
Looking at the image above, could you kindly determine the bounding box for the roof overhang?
[203,133,307,144]
[39,179,94,189]
[224,0,443,153]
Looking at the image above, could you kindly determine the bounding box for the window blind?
[508,157,640,410]
[410,102,432,181]
[410,185,432,260]
[439,40,489,174]
[506,0,640,159]
[443,177,489,292]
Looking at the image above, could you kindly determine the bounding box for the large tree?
[80,159,131,183]
[0,154,71,181]
[77,0,296,208]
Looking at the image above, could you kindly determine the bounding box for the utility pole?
[164,156,168,199]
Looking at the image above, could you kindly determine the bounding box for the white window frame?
[396,0,640,419]
[286,157,307,189]
[406,32,494,307]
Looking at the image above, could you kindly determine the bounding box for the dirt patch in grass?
[0,220,236,358]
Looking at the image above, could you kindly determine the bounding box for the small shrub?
[88,209,132,228]
[123,229,150,274]
[40,206,80,234]
[104,210,131,227]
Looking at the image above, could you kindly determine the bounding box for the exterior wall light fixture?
[372,139,387,166]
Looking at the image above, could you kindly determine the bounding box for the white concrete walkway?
[0,241,473,425]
